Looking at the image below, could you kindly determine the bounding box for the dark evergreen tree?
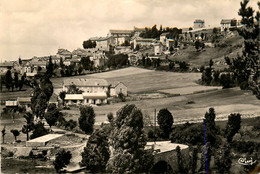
[5,69,12,91]
[78,105,95,134]
[157,108,174,138]
[225,113,241,143]
[81,128,110,173]
[46,56,54,78]
[53,150,72,173]
[106,104,154,173]
[22,112,34,141]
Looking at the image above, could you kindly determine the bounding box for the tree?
[66,84,83,94]
[226,0,260,97]
[214,143,232,174]
[30,122,49,139]
[10,129,20,141]
[81,56,91,70]
[199,142,212,173]
[220,73,234,88]
[59,91,66,106]
[107,112,114,123]
[176,146,187,173]
[2,126,6,144]
[46,56,54,78]
[157,108,173,138]
[78,105,95,134]
[53,149,72,173]
[44,103,60,130]
[201,67,212,85]
[118,92,126,102]
[194,40,201,51]
[204,108,219,146]
[81,128,110,173]
[22,112,34,141]
[14,72,19,89]
[106,104,153,173]
[5,69,12,91]
[83,40,96,49]
[59,57,64,68]
[18,74,25,91]
[40,77,54,101]
[225,113,241,143]
[190,147,198,174]
[209,59,213,69]
[169,46,174,53]
[33,92,48,119]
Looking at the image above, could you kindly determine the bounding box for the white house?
[154,43,163,55]
[160,32,169,45]
[220,18,237,31]
[193,19,205,29]
[63,78,109,105]
[110,82,127,96]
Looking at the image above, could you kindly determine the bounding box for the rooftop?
[64,78,109,87]
[65,94,84,100]
[194,19,205,23]
[109,29,133,34]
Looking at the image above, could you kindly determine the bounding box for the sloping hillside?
[169,31,243,69]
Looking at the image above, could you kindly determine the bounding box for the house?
[133,26,146,36]
[0,61,13,75]
[89,37,109,51]
[17,97,31,111]
[65,94,84,105]
[72,48,91,57]
[63,78,109,105]
[220,18,237,31]
[166,39,174,50]
[110,82,127,96]
[5,100,18,108]
[154,43,163,55]
[114,46,131,54]
[57,48,72,60]
[160,32,169,45]
[133,38,158,49]
[193,19,205,29]
[108,29,133,46]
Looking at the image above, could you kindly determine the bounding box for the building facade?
[193,19,205,29]
[63,78,109,105]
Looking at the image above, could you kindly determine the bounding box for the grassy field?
[169,33,243,68]
[51,67,203,94]
[61,87,260,125]
[50,67,260,125]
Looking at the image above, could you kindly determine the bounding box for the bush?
[53,149,72,173]
[30,122,49,139]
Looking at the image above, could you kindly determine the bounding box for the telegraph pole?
[154,109,156,145]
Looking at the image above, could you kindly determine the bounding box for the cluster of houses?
[0,48,108,78]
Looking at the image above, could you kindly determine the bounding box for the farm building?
[63,78,109,105]
[110,82,127,97]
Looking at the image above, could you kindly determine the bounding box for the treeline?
[140,24,182,39]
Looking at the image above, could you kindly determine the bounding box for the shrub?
[30,122,49,139]
[53,149,72,173]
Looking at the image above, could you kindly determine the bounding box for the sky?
[0,0,259,62]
